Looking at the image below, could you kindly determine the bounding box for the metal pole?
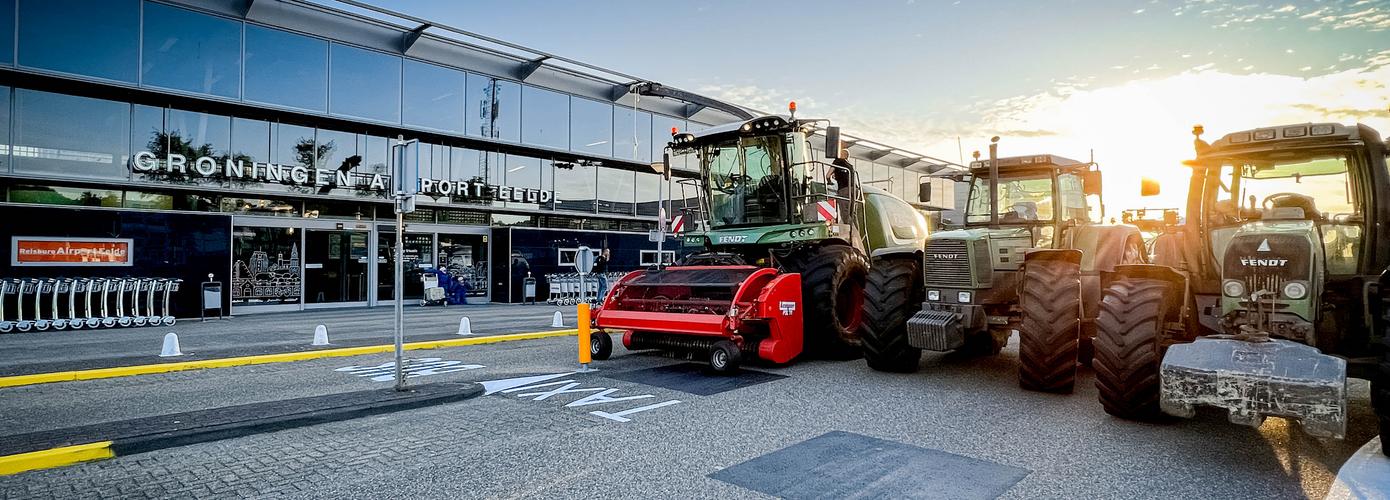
[394,203,406,391]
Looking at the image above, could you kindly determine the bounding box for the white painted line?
[479,373,573,395]
[1326,436,1389,500]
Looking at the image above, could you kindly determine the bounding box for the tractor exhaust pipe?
[989,136,1000,229]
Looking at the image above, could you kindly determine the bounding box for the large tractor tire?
[789,245,869,359]
[861,256,923,372]
[1093,278,1172,419]
[1018,258,1082,393]
[1375,275,1389,456]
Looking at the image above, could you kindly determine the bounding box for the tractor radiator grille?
[924,239,974,288]
[1222,234,1311,298]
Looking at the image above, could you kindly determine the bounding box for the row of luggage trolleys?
[545,272,626,306]
[0,277,182,333]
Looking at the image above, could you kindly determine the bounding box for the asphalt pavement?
[0,330,1379,499]
[0,303,574,374]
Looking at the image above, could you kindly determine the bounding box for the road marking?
[335,358,484,382]
[0,329,578,389]
[0,441,114,476]
[479,372,681,423]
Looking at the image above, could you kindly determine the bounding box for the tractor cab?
[944,154,1102,237]
[670,113,867,263]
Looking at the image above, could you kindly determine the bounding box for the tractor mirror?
[1140,177,1161,197]
[824,127,841,158]
[918,181,932,203]
[1081,171,1103,196]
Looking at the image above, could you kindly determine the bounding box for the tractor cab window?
[965,172,1055,224]
[1207,151,1362,274]
[703,136,789,227]
[1057,173,1091,223]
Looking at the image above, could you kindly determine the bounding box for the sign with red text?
[11,237,134,267]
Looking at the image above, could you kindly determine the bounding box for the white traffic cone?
[551,311,565,328]
[159,332,183,357]
[457,316,472,335]
[313,325,330,346]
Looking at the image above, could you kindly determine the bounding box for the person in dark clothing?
[592,248,610,273]
[829,148,855,223]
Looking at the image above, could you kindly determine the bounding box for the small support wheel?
[591,331,613,360]
[709,340,742,374]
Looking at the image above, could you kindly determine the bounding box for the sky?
[362,0,1390,211]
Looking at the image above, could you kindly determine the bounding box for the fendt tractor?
[591,104,932,372]
[862,137,1146,394]
[1094,123,1389,454]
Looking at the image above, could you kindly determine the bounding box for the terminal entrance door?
[304,229,369,304]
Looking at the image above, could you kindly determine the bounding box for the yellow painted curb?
[0,329,578,389]
[0,441,114,476]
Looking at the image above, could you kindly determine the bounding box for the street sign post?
[390,137,419,391]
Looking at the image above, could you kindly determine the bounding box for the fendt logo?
[1239,257,1289,267]
[929,253,964,260]
[716,235,748,244]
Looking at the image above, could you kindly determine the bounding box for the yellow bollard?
[577,303,594,372]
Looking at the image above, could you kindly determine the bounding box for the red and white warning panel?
[815,200,838,222]
[669,215,686,234]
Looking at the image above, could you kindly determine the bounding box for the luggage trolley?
[81,278,102,328]
[0,279,17,333]
[32,279,55,331]
[49,278,71,330]
[65,278,85,330]
[116,278,135,327]
[100,278,119,328]
[132,278,152,327]
[158,278,181,326]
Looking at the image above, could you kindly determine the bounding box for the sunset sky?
[363,0,1390,212]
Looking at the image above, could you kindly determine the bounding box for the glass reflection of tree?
[143,130,256,191]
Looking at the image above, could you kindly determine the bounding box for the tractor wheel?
[791,245,869,359]
[1018,258,1082,393]
[861,257,923,372]
[1375,284,1389,456]
[590,332,613,361]
[1093,278,1172,419]
[709,340,741,374]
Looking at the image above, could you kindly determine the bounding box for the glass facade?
[0,0,944,311]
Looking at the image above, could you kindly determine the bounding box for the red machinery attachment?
[594,266,804,372]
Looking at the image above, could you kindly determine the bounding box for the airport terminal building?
[0,0,954,315]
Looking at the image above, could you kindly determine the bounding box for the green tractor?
[593,105,932,369]
[1094,123,1389,454]
[862,137,1145,394]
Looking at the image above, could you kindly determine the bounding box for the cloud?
[1176,0,1390,31]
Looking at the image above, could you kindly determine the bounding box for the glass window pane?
[275,123,315,167]
[521,85,569,150]
[163,108,232,187]
[504,154,545,210]
[315,128,358,196]
[466,74,520,142]
[221,197,299,217]
[0,0,14,65]
[329,43,401,123]
[231,117,270,166]
[0,87,10,172]
[597,168,635,215]
[8,184,121,207]
[613,107,652,162]
[449,146,481,183]
[12,90,129,180]
[553,161,595,213]
[635,171,662,216]
[18,0,138,81]
[570,97,612,157]
[651,114,685,160]
[244,25,327,112]
[141,3,241,98]
[231,226,302,305]
[402,60,465,133]
[130,103,163,169]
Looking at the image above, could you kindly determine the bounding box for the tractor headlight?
[1222,279,1246,298]
[957,291,972,303]
[927,290,940,301]
[1282,281,1308,300]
